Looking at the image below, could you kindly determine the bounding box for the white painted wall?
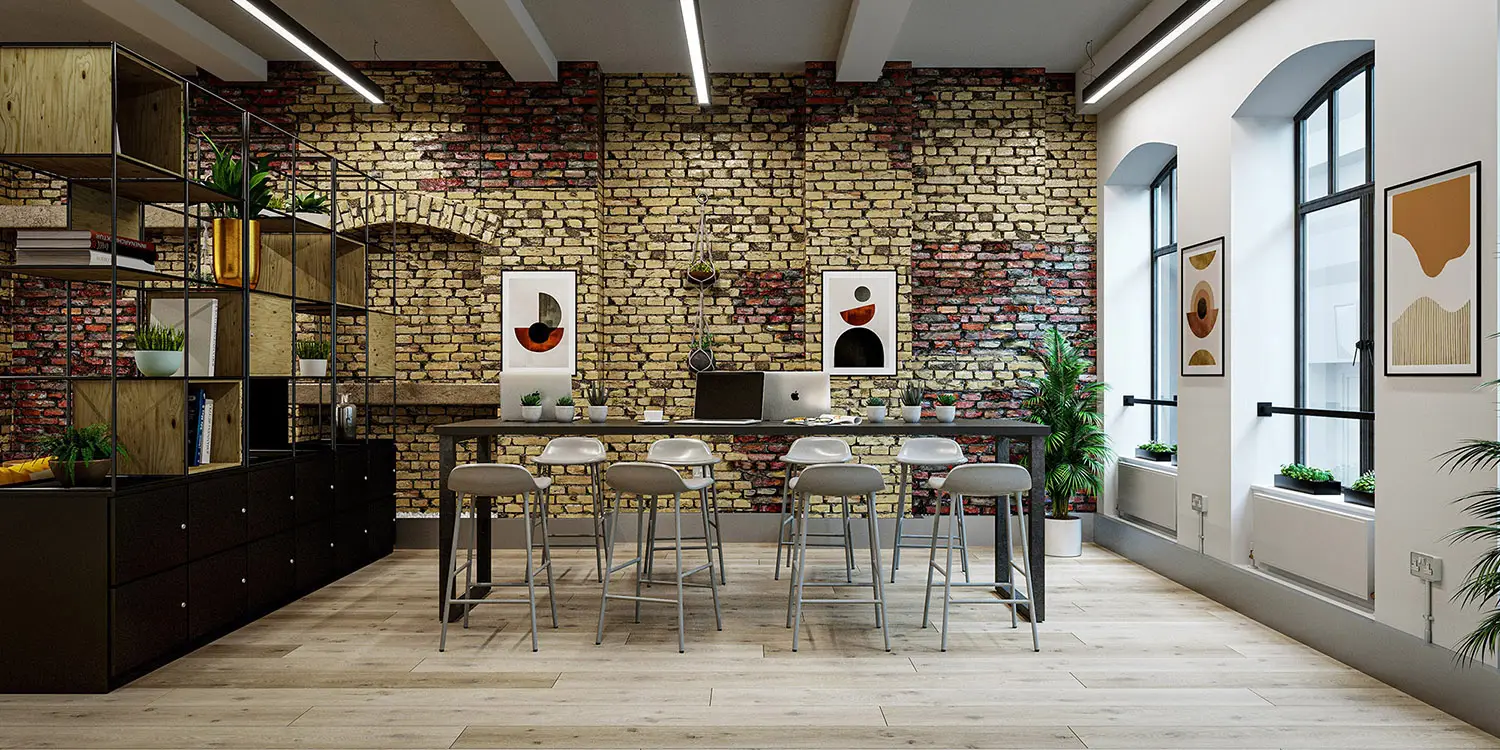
[1097,0,1499,652]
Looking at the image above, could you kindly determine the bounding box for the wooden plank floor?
[3,544,1496,749]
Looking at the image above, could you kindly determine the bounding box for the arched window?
[1150,159,1178,444]
[1294,52,1373,484]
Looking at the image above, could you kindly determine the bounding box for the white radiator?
[1251,490,1374,601]
[1117,460,1178,535]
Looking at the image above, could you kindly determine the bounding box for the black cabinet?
[334,508,367,573]
[295,519,335,590]
[247,461,295,541]
[247,531,296,613]
[367,497,395,558]
[110,566,187,679]
[112,484,187,585]
[295,454,335,524]
[188,547,247,639]
[188,472,246,561]
[369,441,396,497]
[335,444,370,510]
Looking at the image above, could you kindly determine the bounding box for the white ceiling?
[0,0,1149,75]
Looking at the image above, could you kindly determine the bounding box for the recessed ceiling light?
[678,0,711,105]
[231,0,385,105]
[1084,0,1226,106]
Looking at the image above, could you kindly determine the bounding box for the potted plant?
[865,396,887,424]
[584,381,610,423]
[934,394,958,423]
[1136,441,1175,462]
[133,322,184,377]
[686,258,717,286]
[687,333,716,373]
[203,134,272,289]
[1275,463,1341,495]
[1018,327,1112,558]
[1440,412,1500,664]
[38,423,129,488]
[554,395,576,423]
[520,390,544,423]
[293,191,331,228]
[900,382,924,423]
[1342,471,1375,506]
[296,339,331,378]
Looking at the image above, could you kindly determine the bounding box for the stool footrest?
[798,597,884,604]
[603,593,678,605]
[794,579,877,588]
[447,597,537,605]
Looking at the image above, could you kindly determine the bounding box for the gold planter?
[212,218,261,289]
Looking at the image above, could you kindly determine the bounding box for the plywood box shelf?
[259,233,364,306]
[72,379,241,476]
[142,290,294,378]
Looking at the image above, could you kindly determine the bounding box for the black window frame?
[1292,52,1375,480]
[1149,159,1178,442]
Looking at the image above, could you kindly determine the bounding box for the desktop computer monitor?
[693,372,766,421]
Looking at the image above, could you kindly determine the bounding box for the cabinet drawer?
[112,485,187,585]
[111,566,187,679]
[295,520,334,591]
[367,496,395,559]
[188,547,246,639]
[247,461,295,540]
[188,472,246,560]
[248,532,296,613]
[369,441,396,499]
[335,444,369,511]
[334,509,366,573]
[295,456,334,524]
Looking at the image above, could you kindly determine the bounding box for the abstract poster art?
[1181,237,1225,377]
[501,270,576,373]
[822,270,897,376]
[1386,162,1481,376]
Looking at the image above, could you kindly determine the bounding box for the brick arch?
[337,192,504,245]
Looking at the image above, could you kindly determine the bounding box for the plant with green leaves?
[900,383,924,407]
[866,396,885,407]
[687,259,716,279]
[1440,375,1500,663]
[136,323,184,352]
[1017,327,1113,520]
[294,192,330,214]
[935,394,958,407]
[202,134,272,219]
[296,339,331,360]
[1279,463,1334,482]
[691,333,715,350]
[520,391,543,407]
[38,423,129,483]
[1351,471,1375,493]
[584,381,609,406]
[555,395,575,407]
[1138,441,1174,454]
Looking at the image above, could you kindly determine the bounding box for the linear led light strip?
[1084,0,1225,106]
[232,0,385,104]
[679,0,711,105]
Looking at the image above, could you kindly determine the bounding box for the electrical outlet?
[1190,493,1205,513]
[1410,551,1443,583]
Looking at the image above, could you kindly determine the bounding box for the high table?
[433,418,1051,622]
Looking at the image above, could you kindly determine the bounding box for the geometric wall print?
[823,270,896,376]
[1385,162,1481,376]
[501,270,576,373]
[1181,237,1225,377]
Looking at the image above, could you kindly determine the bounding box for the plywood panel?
[115,52,183,176]
[336,245,365,307]
[260,234,333,303]
[249,293,293,377]
[0,47,112,156]
[70,182,143,241]
[367,312,395,378]
[73,380,185,475]
[198,381,241,466]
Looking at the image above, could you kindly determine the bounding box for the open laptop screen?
[694,372,766,420]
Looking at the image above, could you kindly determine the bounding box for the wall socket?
[1190,493,1205,513]
[1410,551,1443,583]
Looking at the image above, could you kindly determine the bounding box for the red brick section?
[731,269,806,345]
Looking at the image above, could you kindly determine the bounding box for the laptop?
[500,371,573,421]
[685,372,765,423]
[763,372,831,421]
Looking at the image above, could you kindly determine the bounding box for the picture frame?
[501,270,577,374]
[1180,237,1226,377]
[822,269,897,376]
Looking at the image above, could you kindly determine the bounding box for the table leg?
[476,437,493,586]
[438,434,458,622]
[993,436,1011,588]
[1027,433,1046,622]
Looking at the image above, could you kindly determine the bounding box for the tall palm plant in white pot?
[1017,327,1112,557]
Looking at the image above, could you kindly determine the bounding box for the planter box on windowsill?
[1274,474,1341,496]
[1135,447,1175,462]
[1342,487,1375,508]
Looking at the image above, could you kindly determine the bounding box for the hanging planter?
[685,259,718,286]
[687,333,716,373]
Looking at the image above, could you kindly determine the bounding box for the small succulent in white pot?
[584,381,610,423]
[865,396,887,424]
[296,339,331,378]
[520,390,544,423]
[134,322,184,377]
[934,393,958,423]
[900,382,924,423]
[553,394,576,423]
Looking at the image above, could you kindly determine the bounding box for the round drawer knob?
[241,507,247,514]
[179,602,186,608]
[179,523,187,530]
[289,495,294,501]
[240,578,246,584]
[289,558,295,564]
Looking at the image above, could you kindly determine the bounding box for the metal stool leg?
[774,464,793,580]
[709,466,726,585]
[462,495,476,630]
[700,486,723,631]
[591,463,605,581]
[673,491,687,653]
[634,495,650,623]
[522,488,539,652]
[536,487,558,629]
[439,494,467,652]
[891,462,909,581]
[940,494,960,652]
[921,491,943,629]
[866,491,890,650]
[957,501,971,582]
[790,491,811,652]
[595,489,625,646]
[1015,492,1040,652]
[644,492,660,583]
[785,492,799,628]
[841,495,854,582]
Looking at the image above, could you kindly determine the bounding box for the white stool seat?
[647,438,720,467]
[782,437,854,465]
[927,463,1029,495]
[791,464,884,495]
[449,463,552,495]
[533,437,608,465]
[897,437,968,466]
[606,462,713,495]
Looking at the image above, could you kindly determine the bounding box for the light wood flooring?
[2,543,1496,749]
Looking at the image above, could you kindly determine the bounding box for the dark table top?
[434,418,1050,438]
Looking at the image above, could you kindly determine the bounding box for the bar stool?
[774,437,855,581]
[785,463,890,652]
[532,437,608,580]
[645,438,727,584]
[596,462,724,653]
[440,463,557,652]
[891,438,970,582]
[922,463,1039,652]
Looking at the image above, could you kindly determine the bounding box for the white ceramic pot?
[1045,516,1083,558]
[553,405,576,423]
[865,405,887,423]
[588,405,609,423]
[901,405,922,423]
[935,405,957,423]
[521,405,543,423]
[134,350,183,377]
[298,358,328,377]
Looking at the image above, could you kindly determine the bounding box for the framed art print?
[1385,162,1481,376]
[1181,237,1225,377]
[822,270,897,376]
[501,270,576,373]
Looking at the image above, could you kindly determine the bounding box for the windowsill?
[1119,456,1178,475]
[1250,483,1375,519]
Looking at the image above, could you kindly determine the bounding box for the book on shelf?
[13,249,156,272]
[199,395,214,466]
[187,387,203,467]
[147,298,217,377]
[14,230,158,263]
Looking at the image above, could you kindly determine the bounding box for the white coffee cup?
[644,408,665,422]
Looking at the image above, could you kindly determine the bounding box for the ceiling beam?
[836,0,912,82]
[449,0,558,82]
[82,0,267,81]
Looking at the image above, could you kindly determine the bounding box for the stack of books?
[12,230,157,272]
[187,386,215,467]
